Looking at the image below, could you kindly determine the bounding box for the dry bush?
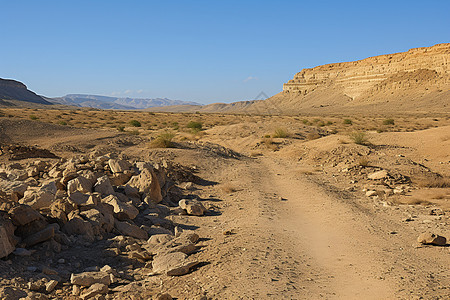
[261,137,277,150]
[349,131,369,145]
[221,183,237,194]
[150,131,175,148]
[306,132,321,140]
[272,128,289,138]
[357,158,369,167]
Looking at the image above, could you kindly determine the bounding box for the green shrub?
[129,120,141,127]
[58,121,67,126]
[128,130,140,135]
[343,119,352,125]
[383,118,395,125]
[29,115,38,120]
[150,131,175,148]
[272,128,289,138]
[187,121,203,132]
[349,131,369,145]
[117,125,125,132]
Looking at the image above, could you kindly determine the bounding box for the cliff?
[0,78,51,105]
[263,43,449,113]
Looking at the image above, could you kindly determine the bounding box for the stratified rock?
[417,232,447,246]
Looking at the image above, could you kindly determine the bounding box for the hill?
[51,94,202,110]
[0,78,52,105]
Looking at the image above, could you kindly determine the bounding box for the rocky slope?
[0,79,51,105]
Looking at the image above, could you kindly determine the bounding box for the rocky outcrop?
[282,43,450,99]
[0,78,51,105]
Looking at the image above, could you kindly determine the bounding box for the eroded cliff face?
[282,43,450,101]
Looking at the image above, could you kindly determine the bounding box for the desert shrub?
[128,130,140,135]
[129,120,141,127]
[383,118,395,125]
[187,121,203,133]
[150,131,175,148]
[349,131,369,145]
[221,183,237,194]
[172,122,179,130]
[117,125,125,132]
[262,137,277,150]
[29,115,38,120]
[302,119,309,125]
[272,128,289,138]
[343,119,353,125]
[357,158,369,167]
[306,132,321,140]
[58,121,67,126]
[326,121,333,126]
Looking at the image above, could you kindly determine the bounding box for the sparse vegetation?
[187,121,203,132]
[58,121,67,126]
[221,183,237,194]
[129,120,141,127]
[117,125,125,132]
[343,119,353,125]
[272,128,289,138]
[349,131,369,145]
[383,118,395,125]
[150,131,176,148]
[29,115,38,120]
[357,158,369,167]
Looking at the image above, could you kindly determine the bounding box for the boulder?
[108,159,132,173]
[114,220,148,240]
[68,192,90,206]
[67,176,92,195]
[70,271,111,286]
[127,168,162,203]
[0,225,15,258]
[102,195,138,220]
[63,217,94,241]
[368,170,389,180]
[9,205,42,226]
[21,190,55,210]
[178,199,207,216]
[21,225,55,247]
[94,175,115,196]
[80,283,109,300]
[151,252,198,276]
[417,233,447,246]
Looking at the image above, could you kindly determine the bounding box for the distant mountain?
[51,94,202,110]
[0,78,52,105]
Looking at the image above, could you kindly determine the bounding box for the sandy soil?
[0,115,448,299]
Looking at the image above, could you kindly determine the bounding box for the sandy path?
[196,155,449,299]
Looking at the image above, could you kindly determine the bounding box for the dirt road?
[176,154,449,299]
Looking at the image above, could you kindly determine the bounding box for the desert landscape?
[2,0,450,290]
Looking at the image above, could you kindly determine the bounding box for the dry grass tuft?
[221,183,237,194]
[415,177,450,188]
[272,128,289,138]
[150,131,175,148]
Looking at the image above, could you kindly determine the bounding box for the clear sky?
[1,0,449,104]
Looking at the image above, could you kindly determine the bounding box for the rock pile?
[0,153,208,298]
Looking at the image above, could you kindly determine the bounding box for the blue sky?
[1,1,448,104]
